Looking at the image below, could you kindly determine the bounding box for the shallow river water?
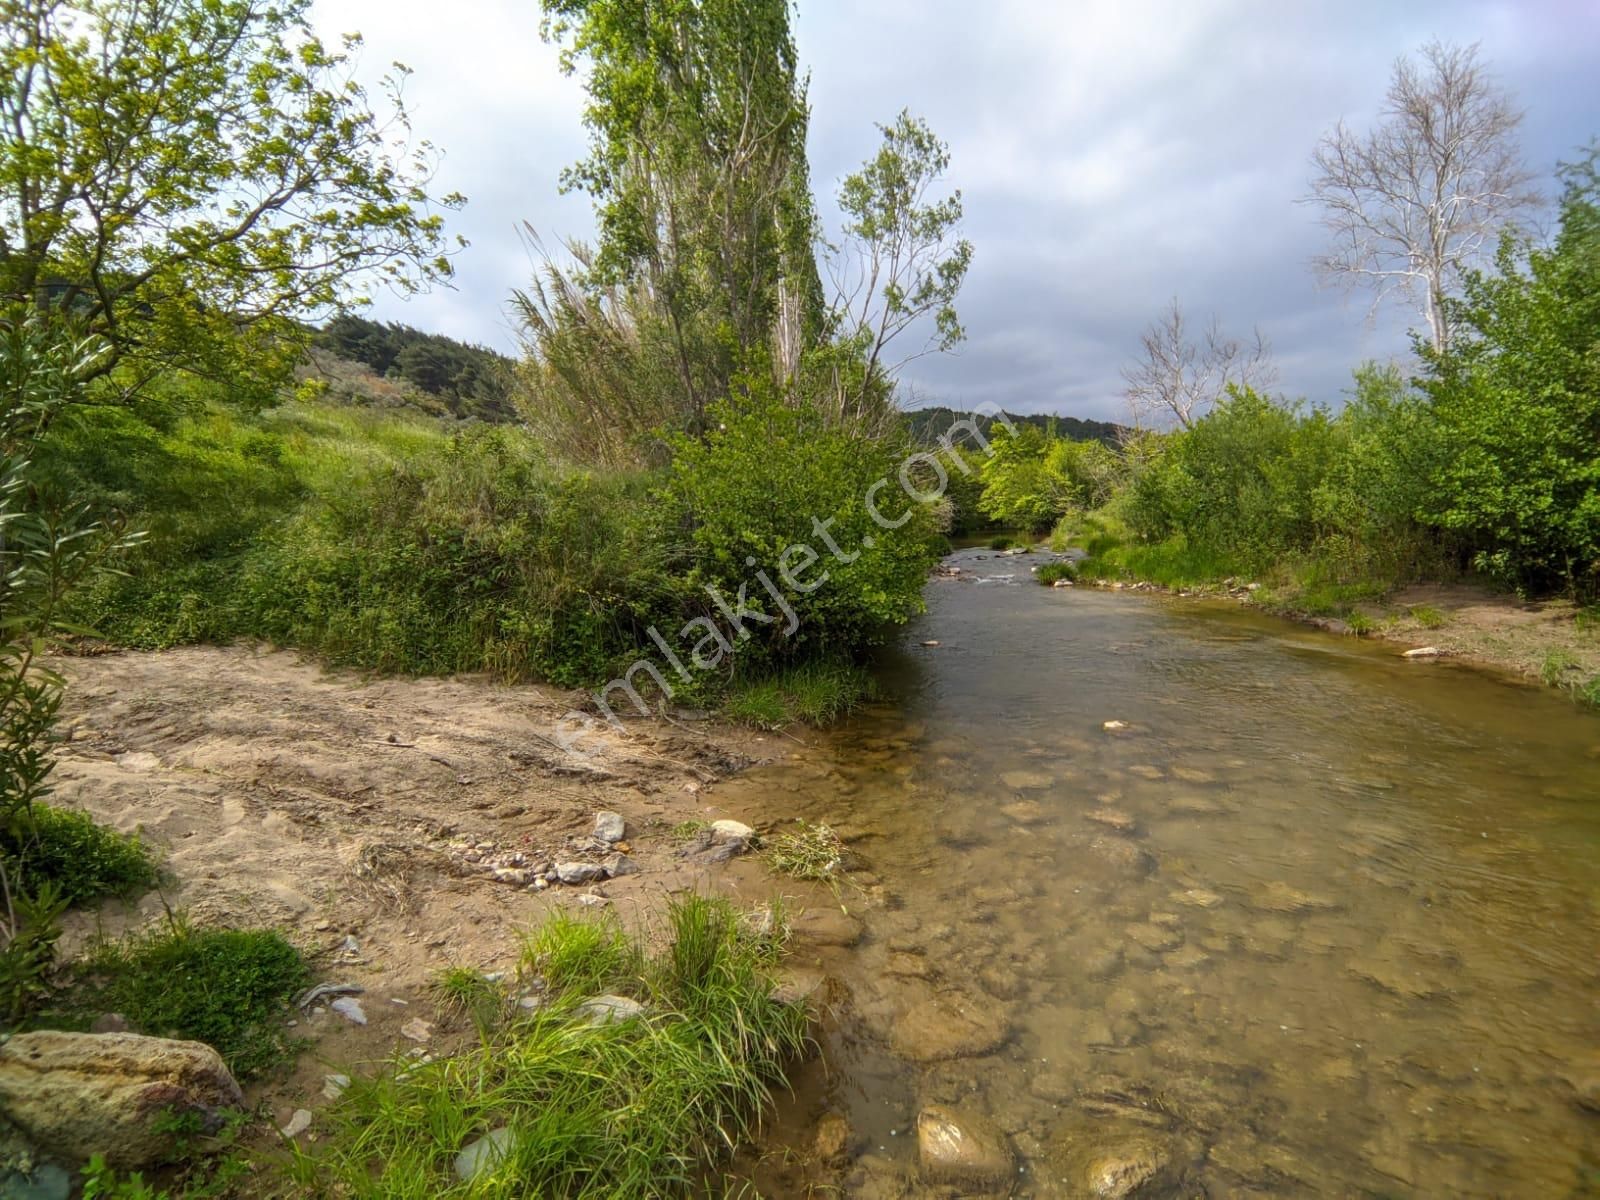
[723,546,1600,1198]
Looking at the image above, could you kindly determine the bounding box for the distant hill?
[903,405,1124,447]
[312,316,517,423]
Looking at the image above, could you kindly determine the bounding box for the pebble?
[322,1073,351,1100]
[555,861,605,885]
[280,1109,313,1139]
[577,995,647,1026]
[330,997,367,1026]
[400,1018,434,1042]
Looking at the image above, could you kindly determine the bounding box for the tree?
[1417,146,1600,594]
[539,0,823,427]
[1306,40,1539,353]
[0,0,463,403]
[826,111,972,420]
[1120,298,1275,429]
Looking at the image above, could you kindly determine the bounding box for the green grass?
[764,821,846,884]
[721,660,874,730]
[77,919,311,1078]
[1576,605,1600,634]
[1345,612,1378,636]
[1540,649,1581,687]
[520,911,642,997]
[1408,604,1447,629]
[290,896,808,1198]
[9,805,160,906]
[1036,560,1076,586]
[433,968,508,1036]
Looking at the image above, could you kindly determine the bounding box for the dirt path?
[48,644,814,1135]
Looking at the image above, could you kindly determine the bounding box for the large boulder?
[916,1105,1015,1189]
[0,1032,243,1168]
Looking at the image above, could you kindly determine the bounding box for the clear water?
[724,547,1600,1198]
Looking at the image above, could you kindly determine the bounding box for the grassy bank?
[1050,514,1600,707]
[283,896,807,1198]
[36,383,935,719]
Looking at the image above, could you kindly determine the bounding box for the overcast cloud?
[310,0,1600,421]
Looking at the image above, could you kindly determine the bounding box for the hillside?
[903,404,1124,447]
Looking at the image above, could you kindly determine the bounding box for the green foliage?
[1036,561,1077,585]
[665,391,937,668]
[433,968,509,1038]
[0,0,461,402]
[521,911,642,997]
[2,319,140,1024]
[978,423,1125,532]
[81,920,311,1078]
[295,896,807,1198]
[1418,148,1600,596]
[8,806,158,906]
[537,0,822,435]
[1540,649,1581,687]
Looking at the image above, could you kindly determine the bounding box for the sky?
[309,0,1600,422]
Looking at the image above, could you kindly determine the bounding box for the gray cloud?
[312,0,1600,421]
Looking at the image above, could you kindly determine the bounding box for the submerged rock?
[1089,836,1156,875]
[892,996,1011,1062]
[0,1032,243,1168]
[813,1111,854,1166]
[916,1105,1015,1189]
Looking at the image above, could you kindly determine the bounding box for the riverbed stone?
[892,995,1012,1062]
[0,1032,243,1168]
[1248,880,1337,913]
[916,1105,1015,1189]
[1125,922,1183,953]
[1085,807,1138,833]
[1001,799,1048,825]
[1170,887,1224,909]
[1000,769,1053,791]
[555,861,605,885]
[1089,836,1156,875]
[812,1111,854,1166]
[593,811,626,843]
[793,906,864,948]
[577,995,647,1026]
[710,819,755,842]
[1048,1113,1181,1200]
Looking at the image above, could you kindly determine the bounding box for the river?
[722,544,1600,1198]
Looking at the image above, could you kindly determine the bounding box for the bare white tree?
[1121,298,1277,429]
[1306,40,1540,353]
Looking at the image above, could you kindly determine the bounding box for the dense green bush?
[82,921,311,1078]
[1417,151,1600,596]
[664,391,939,670]
[8,806,159,906]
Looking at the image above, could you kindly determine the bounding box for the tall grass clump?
[293,896,807,1198]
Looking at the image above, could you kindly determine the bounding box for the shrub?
[10,806,159,906]
[664,390,937,670]
[1036,561,1077,585]
[82,920,311,1078]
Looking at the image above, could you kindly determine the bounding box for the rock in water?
[454,1127,513,1182]
[593,811,626,843]
[916,1105,1015,1188]
[812,1111,854,1166]
[0,1032,243,1168]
